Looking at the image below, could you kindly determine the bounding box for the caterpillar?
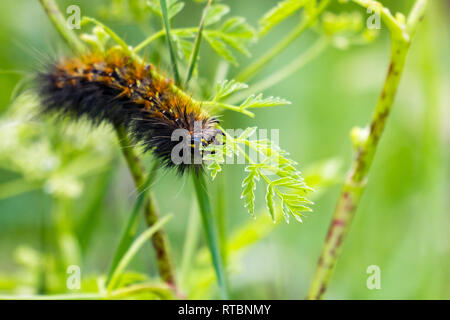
[37,50,220,173]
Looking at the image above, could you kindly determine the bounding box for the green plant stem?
[115,126,177,289]
[236,0,330,82]
[82,17,134,57]
[0,179,41,199]
[106,283,175,300]
[216,175,227,264]
[192,172,229,299]
[133,30,165,53]
[105,159,158,286]
[180,203,201,288]
[306,0,428,300]
[202,100,255,118]
[160,0,181,86]
[228,37,328,105]
[0,282,174,300]
[39,0,86,53]
[77,167,116,252]
[184,0,213,87]
[38,0,177,291]
[107,214,173,292]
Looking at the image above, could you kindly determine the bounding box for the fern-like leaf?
[241,165,259,217]
[259,0,308,36]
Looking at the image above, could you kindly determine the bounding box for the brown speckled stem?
[307,0,428,300]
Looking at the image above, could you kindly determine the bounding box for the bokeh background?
[0,0,448,299]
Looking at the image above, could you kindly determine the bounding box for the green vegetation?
[0,0,448,300]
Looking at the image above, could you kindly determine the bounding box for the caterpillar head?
[132,97,221,174]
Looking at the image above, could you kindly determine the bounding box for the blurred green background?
[0,0,448,299]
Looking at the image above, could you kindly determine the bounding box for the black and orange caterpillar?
[37,51,219,173]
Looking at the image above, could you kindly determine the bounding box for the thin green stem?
[306,0,428,300]
[407,0,428,38]
[77,167,116,252]
[107,214,173,292]
[215,175,227,265]
[180,203,201,288]
[134,28,199,53]
[0,293,101,300]
[82,17,134,57]
[0,179,41,199]
[202,101,255,118]
[106,283,175,300]
[105,160,159,286]
[0,282,174,300]
[235,0,330,82]
[133,30,165,53]
[228,37,328,105]
[352,0,406,38]
[160,0,181,86]
[192,172,229,299]
[184,0,213,88]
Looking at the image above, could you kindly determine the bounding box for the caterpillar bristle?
[37,51,219,173]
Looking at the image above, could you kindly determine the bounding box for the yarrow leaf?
[240,94,291,110]
[203,129,313,222]
[241,165,259,217]
[204,17,256,65]
[205,81,291,117]
[214,80,248,101]
[204,4,230,26]
[147,0,185,19]
[259,0,308,36]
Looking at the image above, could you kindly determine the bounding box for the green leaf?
[204,4,230,26]
[219,17,255,56]
[107,214,173,291]
[240,94,291,110]
[214,79,248,101]
[207,161,222,180]
[241,166,260,216]
[147,0,185,19]
[202,127,313,223]
[221,17,255,39]
[172,34,194,62]
[203,17,255,65]
[168,1,185,18]
[265,184,276,222]
[204,33,237,65]
[259,0,307,36]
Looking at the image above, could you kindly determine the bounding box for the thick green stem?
[306,0,428,300]
[236,0,330,82]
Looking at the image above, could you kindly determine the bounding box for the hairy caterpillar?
[37,51,220,173]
